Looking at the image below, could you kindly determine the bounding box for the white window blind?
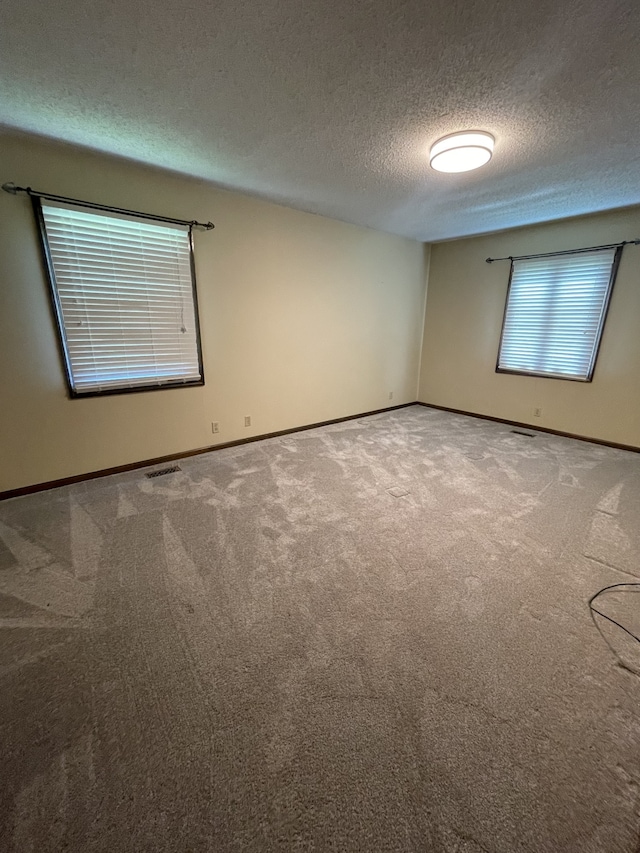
[497,247,619,381]
[40,202,203,395]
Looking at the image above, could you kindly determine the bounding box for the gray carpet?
[1,405,639,852]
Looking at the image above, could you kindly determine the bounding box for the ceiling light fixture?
[430,131,494,173]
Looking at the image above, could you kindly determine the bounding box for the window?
[496,246,621,381]
[35,200,204,397]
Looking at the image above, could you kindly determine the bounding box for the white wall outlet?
[533,407,543,418]
[388,391,393,400]
[244,416,251,427]
[211,422,219,434]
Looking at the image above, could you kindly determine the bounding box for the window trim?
[32,195,206,399]
[494,245,622,383]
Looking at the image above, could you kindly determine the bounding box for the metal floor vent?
[511,429,536,438]
[146,465,182,479]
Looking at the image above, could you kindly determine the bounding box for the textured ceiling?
[1,0,639,241]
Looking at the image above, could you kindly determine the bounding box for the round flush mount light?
[429,131,494,173]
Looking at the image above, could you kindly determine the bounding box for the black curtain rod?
[1,182,214,230]
[485,239,639,264]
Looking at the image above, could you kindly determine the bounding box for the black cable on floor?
[588,583,640,674]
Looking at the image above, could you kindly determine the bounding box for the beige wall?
[418,207,640,447]
[0,131,428,492]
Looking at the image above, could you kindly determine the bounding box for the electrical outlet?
[388,391,393,400]
[533,407,542,418]
[211,422,219,434]
[244,416,251,427]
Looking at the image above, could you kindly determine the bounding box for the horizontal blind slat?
[42,203,202,394]
[497,248,616,380]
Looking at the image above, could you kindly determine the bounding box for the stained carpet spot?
[559,472,578,488]
[262,527,281,540]
[387,486,409,498]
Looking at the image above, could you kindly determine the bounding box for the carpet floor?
[1,405,639,852]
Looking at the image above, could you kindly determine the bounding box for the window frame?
[32,195,206,399]
[495,245,622,383]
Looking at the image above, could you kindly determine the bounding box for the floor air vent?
[146,465,182,478]
[511,429,535,438]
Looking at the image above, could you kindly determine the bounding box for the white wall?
[418,207,640,447]
[0,131,428,492]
